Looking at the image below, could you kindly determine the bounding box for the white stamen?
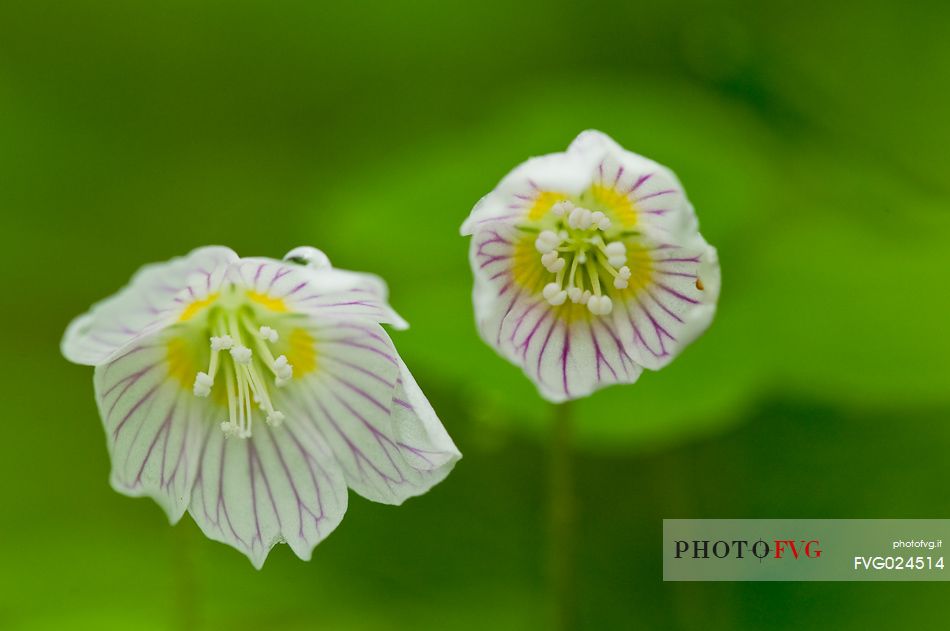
[568,207,594,230]
[587,295,600,314]
[588,295,613,315]
[193,304,299,440]
[258,326,278,343]
[567,207,582,228]
[606,242,628,268]
[534,201,628,318]
[541,252,565,273]
[534,230,561,254]
[605,242,626,257]
[543,283,566,306]
[230,345,252,364]
[273,354,293,386]
[579,210,593,230]
[210,335,234,351]
[193,371,213,397]
[541,251,558,269]
[220,421,241,438]
[551,200,573,216]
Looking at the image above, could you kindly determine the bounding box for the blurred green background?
[2,0,949,628]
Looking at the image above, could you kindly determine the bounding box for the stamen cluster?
[533,200,632,315]
[191,311,294,438]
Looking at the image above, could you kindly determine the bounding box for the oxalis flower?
[461,130,720,402]
[62,246,460,568]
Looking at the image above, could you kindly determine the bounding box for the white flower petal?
[188,418,348,569]
[230,258,408,330]
[279,320,454,505]
[476,283,645,402]
[613,236,720,370]
[468,222,642,400]
[469,222,523,303]
[391,358,461,478]
[62,246,238,366]
[460,141,603,235]
[94,332,213,523]
[571,130,699,241]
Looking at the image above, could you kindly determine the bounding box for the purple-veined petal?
[460,141,603,235]
[470,221,644,401]
[278,319,453,505]
[612,235,720,370]
[391,359,461,479]
[468,206,703,400]
[229,258,408,330]
[63,246,238,366]
[187,416,348,569]
[468,221,541,309]
[467,209,719,400]
[94,331,214,523]
[570,130,699,240]
[475,273,645,402]
[507,299,644,403]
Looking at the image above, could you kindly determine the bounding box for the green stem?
[549,401,575,630]
[172,522,199,631]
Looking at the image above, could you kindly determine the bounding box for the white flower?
[62,245,461,568]
[461,130,721,402]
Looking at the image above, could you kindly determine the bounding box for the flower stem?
[548,401,575,630]
[172,522,199,631]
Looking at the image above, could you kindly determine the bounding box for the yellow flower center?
[530,200,636,316]
[166,285,316,438]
